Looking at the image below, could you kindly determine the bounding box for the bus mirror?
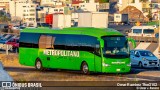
[127,38,136,48]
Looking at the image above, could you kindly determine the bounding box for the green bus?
[19,27,135,74]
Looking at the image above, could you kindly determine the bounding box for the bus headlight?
[103,63,110,67]
[127,63,131,66]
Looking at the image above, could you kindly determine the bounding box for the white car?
[130,49,159,69]
[0,61,13,81]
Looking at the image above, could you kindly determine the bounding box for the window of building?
[30,14,35,16]
[116,16,120,18]
[59,9,63,11]
[54,9,58,11]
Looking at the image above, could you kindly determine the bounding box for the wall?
[79,3,99,12]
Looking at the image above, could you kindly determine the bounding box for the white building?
[40,0,72,5]
[151,3,160,20]
[42,6,70,14]
[128,0,143,12]
[9,1,37,23]
[0,0,10,7]
[43,6,64,14]
[22,4,37,23]
[78,0,109,12]
[0,0,10,13]
[40,0,62,6]
[79,2,99,12]
[118,0,152,12]
[117,0,133,11]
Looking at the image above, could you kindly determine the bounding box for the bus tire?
[81,62,90,75]
[35,59,44,71]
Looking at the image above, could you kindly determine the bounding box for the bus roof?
[21,27,123,38]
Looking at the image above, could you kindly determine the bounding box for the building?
[37,10,46,23]
[9,1,37,23]
[118,0,152,12]
[40,0,72,6]
[79,2,99,12]
[36,6,70,24]
[42,6,68,14]
[151,3,160,20]
[117,0,133,12]
[142,1,151,17]
[23,4,37,23]
[72,0,84,10]
[118,0,154,21]
[128,0,143,11]
[40,0,63,6]
[0,0,10,13]
[79,1,109,12]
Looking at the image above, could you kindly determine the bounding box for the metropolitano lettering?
[43,50,80,57]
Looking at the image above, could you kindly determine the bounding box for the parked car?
[6,38,19,48]
[130,49,159,69]
[0,34,14,44]
[0,34,7,39]
[6,38,19,52]
[19,26,26,30]
[128,26,157,37]
[12,25,20,30]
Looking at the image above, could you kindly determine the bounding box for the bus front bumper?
[102,63,131,73]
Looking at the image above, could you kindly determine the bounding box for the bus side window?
[39,35,55,49]
[19,33,33,48]
[53,34,66,50]
[95,43,100,56]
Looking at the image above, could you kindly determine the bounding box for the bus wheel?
[35,60,43,71]
[81,62,90,75]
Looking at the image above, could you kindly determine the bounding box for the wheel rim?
[36,61,41,69]
[83,64,88,74]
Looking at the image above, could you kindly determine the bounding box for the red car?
[6,38,19,48]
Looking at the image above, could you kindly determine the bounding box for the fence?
[128,36,158,43]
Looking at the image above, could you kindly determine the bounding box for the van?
[128,26,157,37]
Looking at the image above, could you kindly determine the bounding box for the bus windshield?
[102,36,129,58]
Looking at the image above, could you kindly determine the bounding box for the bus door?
[94,42,102,72]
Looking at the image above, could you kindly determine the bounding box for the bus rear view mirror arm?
[127,38,136,48]
[98,39,104,48]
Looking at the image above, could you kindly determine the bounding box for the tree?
[99,0,109,3]
[0,16,10,23]
[0,10,10,23]
[146,10,152,21]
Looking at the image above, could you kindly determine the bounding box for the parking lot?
[0,33,19,53]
